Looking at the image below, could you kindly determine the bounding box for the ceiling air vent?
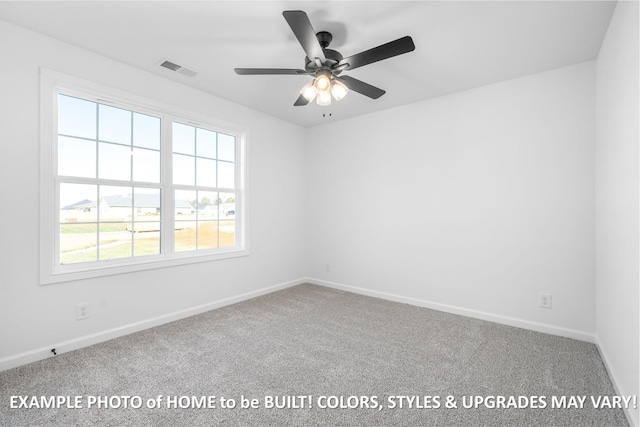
[159,59,198,77]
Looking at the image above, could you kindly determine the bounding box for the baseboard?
[0,277,306,373]
[306,277,595,343]
[595,335,639,427]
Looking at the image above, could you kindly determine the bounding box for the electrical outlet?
[539,294,552,309]
[325,262,331,272]
[76,302,91,320]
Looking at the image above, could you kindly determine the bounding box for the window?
[172,122,238,252]
[40,70,247,284]
[58,95,163,264]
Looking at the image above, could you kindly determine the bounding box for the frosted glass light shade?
[314,73,331,91]
[300,81,317,102]
[331,80,349,101]
[316,89,332,106]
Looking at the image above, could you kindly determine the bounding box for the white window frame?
[40,68,249,285]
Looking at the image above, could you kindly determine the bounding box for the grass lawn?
[60,222,235,264]
[61,223,127,234]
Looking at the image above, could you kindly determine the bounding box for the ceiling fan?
[234,10,415,107]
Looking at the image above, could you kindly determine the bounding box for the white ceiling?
[0,1,616,127]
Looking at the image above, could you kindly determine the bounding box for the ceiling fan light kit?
[234,10,415,107]
[298,69,349,106]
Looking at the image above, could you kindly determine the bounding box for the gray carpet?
[0,284,629,426]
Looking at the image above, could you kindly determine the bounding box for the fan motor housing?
[305,48,344,72]
[304,31,343,72]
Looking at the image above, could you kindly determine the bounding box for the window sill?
[41,248,249,285]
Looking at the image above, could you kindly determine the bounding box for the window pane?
[58,136,96,178]
[60,183,97,223]
[218,161,235,189]
[132,187,161,244]
[60,183,98,264]
[60,182,98,264]
[58,94,96,139]
[133,224,160,255]
[98,222,132,260]
[132,148,160,183]
[60,227,97,264]
[175,190,195,214]
[173,154,195,186]
[196,128,216,158]
[197,191,218,218]
[219,192,236,247]
[99,104,131,145]
[218,133,235,162]
[60,223,97,235]
[197,221,218,249]
[174,189,195,252]
[133,112,160,150]
[173,122,195,155]
[133,187,160,218]
[99,185,133,221]
[219,220,235,248]
[219,192,236,218]
[175,223,196,252]
[99,142,131,181]
[196,157,216,187]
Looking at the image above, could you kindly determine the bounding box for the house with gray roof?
[98,194,193,219]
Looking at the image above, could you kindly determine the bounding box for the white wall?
[0,20,307,368]
[595,1,640,425]
[306,61,597,340]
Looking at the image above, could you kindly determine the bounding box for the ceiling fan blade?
[283,10,326,63]
[338,36,415,71]
[234,68,308,75]
[294,94,310,106]
[335,75,386,99]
